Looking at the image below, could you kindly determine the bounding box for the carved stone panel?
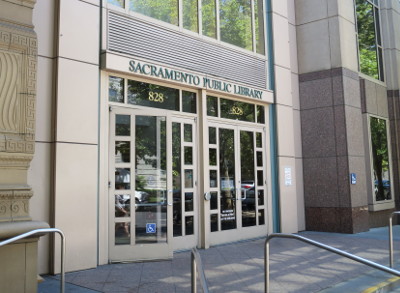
[0,21,37,155]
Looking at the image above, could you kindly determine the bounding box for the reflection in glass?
[207,96,218,117]
[185,216,194,235]
[257,105,265,124]
[257,189,264,206]
[172,123,182,237]
[210,214,218,232]
[219,0,252,51]
[185,192,194,211]
[258,209,265,225]
[209,127,217,144]
[135,115,168,244]
[210,170,217,187]
[184,147,193,165]
[128,80,179,111]
[370,117,391,201]
[254,0,265,54]
[129,0,179,25]
[115,141,130,163]
[209,148,217,166]
[183,0,198,32]
[257,151,263,167]
[108,0,124,8]
[210,192,218,210]
[115,195,131,217]
[356,0,381,80]
[256,132,262,148]
[185,169,193,188]
[116,115,130,136]
[220,98,255,122]
[184,124,193,142]
[202,0,216,38]
[115,222,130,245]
[257,170,263,186]
[182,91,197,113]
[241,131,256,227]
[219,128,236,230]
[109,76,124,103]
[115,168,131,189]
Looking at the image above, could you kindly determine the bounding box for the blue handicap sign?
[351,173,357,185]
[146,223,156,234]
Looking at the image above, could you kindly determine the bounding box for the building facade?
[0,0,398,277]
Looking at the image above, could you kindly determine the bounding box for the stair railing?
[265,233,400,293]
[191,248,209,293]
[0,228,65,293]
[389,211,400,267]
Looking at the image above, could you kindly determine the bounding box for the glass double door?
[109,108,173,261]
[207,122,267,245]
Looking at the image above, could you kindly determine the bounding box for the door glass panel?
[209,127,217,144]
[209,148,217,166]
[185,169,193,188]
[115,194,131,217]
[219,128,236,230]
[115,168,131,189]
[185,192,194,212]
[256,151,263,167]
[184,147,193,165]
[257,190,264,206]
[210,214,218,232]
[185,216,194,235]
[258,209,265,225]
[240,131,256,227]
[115,141,130,163]
[184,124,193,142]
[135,116,167,244]
[257,170,263,186]
[256,132,262,148]
[172,123,182,237]
[210,170,217,187]
[116,115,131,136]
[115,223,130,245]
[210,192,218,210]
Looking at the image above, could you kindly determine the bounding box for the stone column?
[0,0,48,292]
[296,0,369,233]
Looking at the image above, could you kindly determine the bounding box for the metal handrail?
[0,228,65,293]
[265,233,400,293]
[191,248,209,293]
[389,211,400,267]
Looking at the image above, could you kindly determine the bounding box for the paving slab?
[38,226,400,292]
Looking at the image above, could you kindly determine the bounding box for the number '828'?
[148,91,164,103]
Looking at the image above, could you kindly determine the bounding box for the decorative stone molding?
[0,188,32,222]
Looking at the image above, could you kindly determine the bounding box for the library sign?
[128,60,266,101]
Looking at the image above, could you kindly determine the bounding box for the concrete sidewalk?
[38,227,400,293]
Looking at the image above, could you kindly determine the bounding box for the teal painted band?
[266,0,280,232]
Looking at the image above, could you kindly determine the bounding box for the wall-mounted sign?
[102,53,273,103]
[350,173,357,185]
[284,167,292,186]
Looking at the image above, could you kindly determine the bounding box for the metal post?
[191,250,197,293]
[265,239,270,293]
[389,211,400,268]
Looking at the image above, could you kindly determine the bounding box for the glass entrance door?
[208,122,267,245]
[109,107,173,261]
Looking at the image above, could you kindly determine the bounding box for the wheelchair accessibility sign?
[146,223,156,234]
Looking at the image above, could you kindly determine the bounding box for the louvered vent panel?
[108,12,267,89]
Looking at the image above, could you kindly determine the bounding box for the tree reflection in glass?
[370,117,391,201]
[129,0,179,25]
